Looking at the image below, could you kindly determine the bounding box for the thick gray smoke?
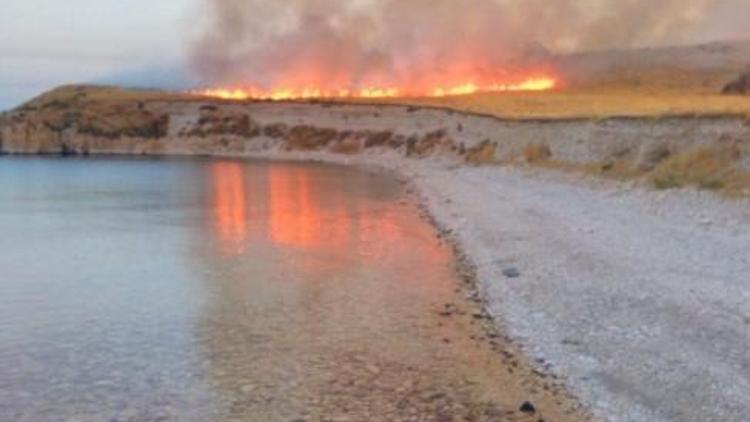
[189,0,748,89]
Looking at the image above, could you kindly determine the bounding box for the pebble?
[519,401,536,414]
[503,268,521,278]
[240,384,256,394]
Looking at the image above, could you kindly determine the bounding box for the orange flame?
[191,75,558,101]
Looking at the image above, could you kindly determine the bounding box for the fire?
[192,75,558,101]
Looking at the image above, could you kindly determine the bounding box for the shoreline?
[0,151,594,421]
[223,149,750,422]
[4,148,750,421]
[3,86,749,420]
[3,93,749,198]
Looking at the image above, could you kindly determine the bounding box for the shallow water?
[0,157,550,421]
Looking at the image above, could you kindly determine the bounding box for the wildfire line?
[190,76,557,101]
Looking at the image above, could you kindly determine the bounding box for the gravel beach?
[403,161,750,422]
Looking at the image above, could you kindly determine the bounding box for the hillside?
[1,40,749,196]
[7,41,749,122]
[375,40,750,119]
[1,80,749,197]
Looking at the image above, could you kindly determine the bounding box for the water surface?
[0,157,548,421]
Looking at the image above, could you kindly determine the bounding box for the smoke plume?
[189,0,747,90]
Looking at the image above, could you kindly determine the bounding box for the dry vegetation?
[10,85,188,140]
[387,90,750,120]
[371,67,750,120]
[648,145,750,195]
[18,84,188,110]
[532,144,750,198]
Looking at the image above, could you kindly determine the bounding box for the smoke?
[189,0,748,89]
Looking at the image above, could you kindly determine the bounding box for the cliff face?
[2,86,750,188]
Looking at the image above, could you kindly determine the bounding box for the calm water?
[0,157,527,421]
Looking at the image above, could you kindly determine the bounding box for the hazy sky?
[1,0,748,110]
[0,0,197,109]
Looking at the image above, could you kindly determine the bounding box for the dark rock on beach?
[503,268,521,278]
[519,401,537,414]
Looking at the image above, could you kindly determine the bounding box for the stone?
[503,267,521,278]
[240,384,256,394]
[519,401,536,414]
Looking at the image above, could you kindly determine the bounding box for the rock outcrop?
[1,86,749,183]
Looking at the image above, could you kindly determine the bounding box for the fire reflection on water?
[206,160,445,277]
[209,161,363,259]
[198,160,501,420]
[211,162,249,255]
[268,166,322,250]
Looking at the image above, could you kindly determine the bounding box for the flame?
[191,74,558,101]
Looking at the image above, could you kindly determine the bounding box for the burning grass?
[25,81,749,123]
[193,76,557,101]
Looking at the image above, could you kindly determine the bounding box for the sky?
[1,0,748,110]
[0,0,198,110]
